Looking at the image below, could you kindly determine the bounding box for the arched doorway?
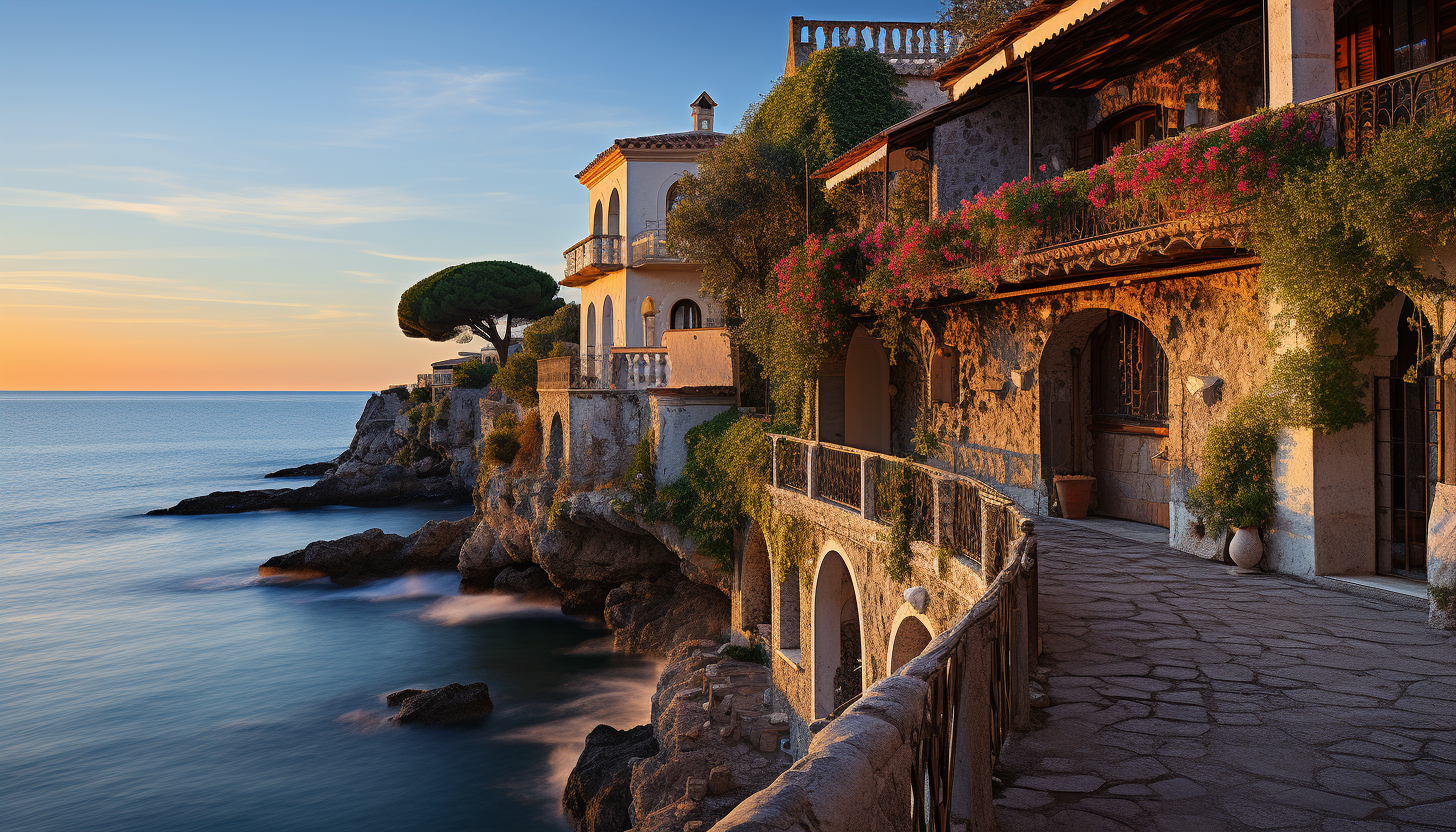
[812,551,863,718]
[738,524,771,639]
[888,615,933,674]
[670,298,702,330]
[844,326,891,454]
[1039,310,1171,526]
[1375,296,1441,580]
[547,412,564,479]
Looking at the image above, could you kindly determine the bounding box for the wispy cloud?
[0,185,438,230]
[289,309,371,320]
[0,248,252,261]
[362,249,455,262]
[0,284,307,307]
[373,67,523,111]
[0,270,174,284]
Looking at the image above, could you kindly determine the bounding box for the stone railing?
[769,434,1015,572]
[430,372,454,386]
[563,234,623,281]
[711,511,1039,832]
[789,16,963,76]
[629,223,685,268]
[537,355,575,391]
[611,348,671,389]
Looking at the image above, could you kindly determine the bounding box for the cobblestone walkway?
[994,518,1456,832]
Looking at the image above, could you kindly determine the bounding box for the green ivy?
[878,460,916,583]
[1186,396,1281,533]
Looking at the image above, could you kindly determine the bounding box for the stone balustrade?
[612,348,670,389]
[788,16,964,76]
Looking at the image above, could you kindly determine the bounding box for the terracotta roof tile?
[577,131,726,180]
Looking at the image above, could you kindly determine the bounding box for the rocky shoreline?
[164,389,744,831]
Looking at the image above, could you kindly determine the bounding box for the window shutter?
[1071,129,1095,170]
[1437,0,1456,57]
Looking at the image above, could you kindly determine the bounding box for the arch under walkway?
[995,518,1455,831]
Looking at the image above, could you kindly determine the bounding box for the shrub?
[1187,396,1281,533]
[382,384,408,398]
[661,413,771,571]
[483,413,521,466]
[722,643,768,665]
[512,410,542,472]
[453,359,498,389]
[626,430,656,506]
[410,385,432,404]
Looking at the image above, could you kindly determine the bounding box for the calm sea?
[0,392,656,832]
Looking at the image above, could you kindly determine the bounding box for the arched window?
[602,295,614,347]
[592,201,604,236]
[607,190,620,237]
[585,303,596,347]
[1096,104,1161,162]
[669,299,702,330]
[1090,313,1168,426]
[666,179,685,214]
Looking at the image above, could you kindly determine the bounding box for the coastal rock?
[386,688,424,707]
[150,390,498,515]
[493,565,559,600]
[391,682,493,725]
[625,641,790,832]
[264,461,336,479]
[605,578,731,655]
[563,723,658,832]
[257,515,477,586]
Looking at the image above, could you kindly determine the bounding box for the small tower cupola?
[691,92,716,132]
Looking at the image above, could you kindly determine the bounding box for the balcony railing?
[629,223,686,268]
[1027,58,1456,259]
[790,17,963,72]
[430,372,454,386]
[612,348,671,389]
[769,434,1016,572]
[562,234,623,282]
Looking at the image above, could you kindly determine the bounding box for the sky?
[0,0,943,390]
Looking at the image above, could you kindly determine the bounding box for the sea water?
[0,392,657,832]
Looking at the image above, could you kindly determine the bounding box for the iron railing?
[629,224,685,267]
[563,234,623,280]
[1026,58,1456,257]
[769,434,1015,575]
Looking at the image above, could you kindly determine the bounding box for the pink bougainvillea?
[769,104,1329,334]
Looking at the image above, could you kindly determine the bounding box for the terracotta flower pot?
[1229,526,1264,574]
[1054,475,1096,520]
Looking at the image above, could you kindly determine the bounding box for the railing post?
[860,453,874,520]
[957,624,996,832]
[771,436,779,489]
[1023,519,1040,662]
[1012,573,1032,731]
[806,442,819,500]
[931,476,943,547]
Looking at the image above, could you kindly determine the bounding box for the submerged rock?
[391,682,494,725]
[264,461,336,479]
[258,516,476,586]
[386,688,424,707]
[564,723,658,832]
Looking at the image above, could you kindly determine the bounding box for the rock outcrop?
[563,641,791,832]
[258,516,477,586]
[151,389,510,515]
[264,461,336,479]
[469,473,730,653]
[563,724,659,832]
[390,682,493,724]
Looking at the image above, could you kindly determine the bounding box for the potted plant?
[1186,397,1280,575]
[1053,470,1096,519]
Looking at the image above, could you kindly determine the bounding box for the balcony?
[629,223,687,268]
[770,434,1017,573]
[562,234,624,287]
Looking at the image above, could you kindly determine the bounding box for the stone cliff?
[152,389,513,515]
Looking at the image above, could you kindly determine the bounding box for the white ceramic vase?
[1229,526,1264,573]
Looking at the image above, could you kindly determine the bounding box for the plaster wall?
[661,327,734,387]
[580,266,722,350]
[649,392,736,486]
[563,389,648,489]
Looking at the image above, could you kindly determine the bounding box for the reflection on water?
[0,393,658,832]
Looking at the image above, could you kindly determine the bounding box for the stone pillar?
[1430,483,1456,629]
[806,443,819,500]
[1267,0,1336,108]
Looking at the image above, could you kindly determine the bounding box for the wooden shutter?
[1438,0,1456,57]
[1071,129,1095,169]
[1338,1,1378,88]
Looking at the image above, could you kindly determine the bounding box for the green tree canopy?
[398,260,563,364]
[938,0,1025,47]
[492,302,579,408]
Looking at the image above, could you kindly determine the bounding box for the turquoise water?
[0,392,657,832]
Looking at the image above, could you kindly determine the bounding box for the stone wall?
[933,94,1088,213]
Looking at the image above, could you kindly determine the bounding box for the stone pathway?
[994,518,1456,832]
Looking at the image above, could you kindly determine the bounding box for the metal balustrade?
[562,234,623,280]
[629,224,685,268]
[768,434,1013,573]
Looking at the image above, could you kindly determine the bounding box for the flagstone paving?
[994,517,1456,832]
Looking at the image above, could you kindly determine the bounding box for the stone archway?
[547,412,564,479]
[1039,308,1171,526]
[738,523,772,639]
[887,615,933,674]
[812,550,863,718]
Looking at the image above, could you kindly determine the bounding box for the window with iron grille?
[1091,313,1169,426]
